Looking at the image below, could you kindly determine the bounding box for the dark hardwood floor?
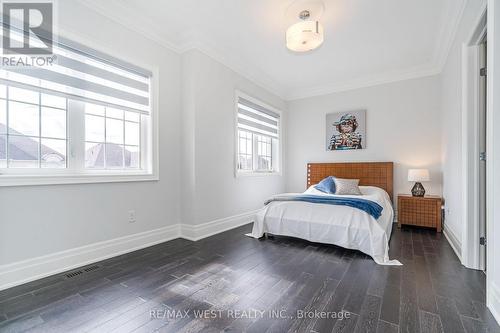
[0,224,499,333]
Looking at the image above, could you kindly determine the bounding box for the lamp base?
[411,182,426,197]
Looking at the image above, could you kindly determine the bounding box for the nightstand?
[397,194,442,232]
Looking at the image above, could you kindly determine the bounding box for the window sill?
[0,172,159,187]
[235,171,282,178]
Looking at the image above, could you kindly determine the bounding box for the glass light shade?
[286,20,324,52]
[408,169,430,182]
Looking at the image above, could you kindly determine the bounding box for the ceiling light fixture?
[286,1,325,53]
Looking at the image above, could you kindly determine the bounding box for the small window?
[236,93,281,175]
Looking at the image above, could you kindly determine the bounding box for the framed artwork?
[326,110,366,151]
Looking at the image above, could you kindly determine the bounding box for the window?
[84,104,141,169]
[256,134,272,170]
[238,130,253,171]
[0,85,67,169]
[0,31,155,186]
[236,93,281,174]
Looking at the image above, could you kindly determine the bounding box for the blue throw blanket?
[265,194,383,219]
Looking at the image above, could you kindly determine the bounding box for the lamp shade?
[286,20,324,52]
[408,169,430,182]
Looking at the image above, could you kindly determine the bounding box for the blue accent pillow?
[314,176,336,194]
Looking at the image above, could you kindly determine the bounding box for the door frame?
[461,5,487,270]
[486,0,500,320]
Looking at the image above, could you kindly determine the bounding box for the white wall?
[0,1,182,265]
[181,50,286,225]
[441,0,486,254]
[286,75,443,206]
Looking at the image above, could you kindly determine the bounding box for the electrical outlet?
[128,210,136,223]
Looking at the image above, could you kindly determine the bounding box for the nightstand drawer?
[398,195,442,232]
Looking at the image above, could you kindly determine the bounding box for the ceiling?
[78,0,465,100]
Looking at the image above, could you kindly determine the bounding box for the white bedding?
[247,185,402,265]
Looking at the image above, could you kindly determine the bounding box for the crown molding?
[179,40,289,100]
[76,0,465,102]
[433,0,468,71]
[286,0,467,101]
[77,0,184,53]
[285,64,442,100]
[77,0,288,100]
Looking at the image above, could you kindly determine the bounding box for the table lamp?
[408,169,430,197]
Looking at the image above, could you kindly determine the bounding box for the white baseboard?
[180,210,259,241]
[0,224,181,291]
[443,226,462,261]
[489,282,500,326]
[0,210,258,291]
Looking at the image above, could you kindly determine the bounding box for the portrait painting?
[326,110,366,151]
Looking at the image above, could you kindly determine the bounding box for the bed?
[247,162,401,265]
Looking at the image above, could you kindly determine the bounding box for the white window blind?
[0,28,151,114]
[237,97,279,138]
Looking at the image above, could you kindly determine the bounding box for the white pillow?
[334,178,362,195]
